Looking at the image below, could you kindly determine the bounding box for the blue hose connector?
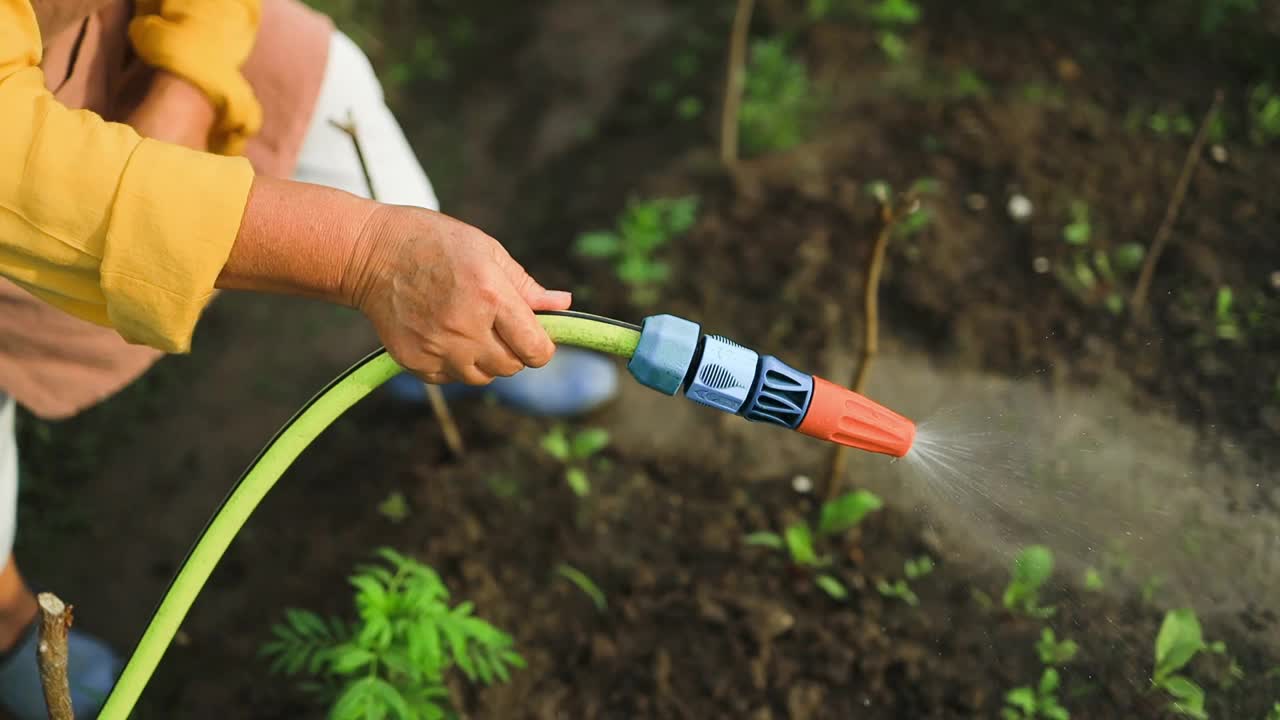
[628,314,816,429]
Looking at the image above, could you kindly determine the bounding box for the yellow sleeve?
[0,0,255,353]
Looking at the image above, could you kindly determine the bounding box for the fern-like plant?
[262,548,524,719]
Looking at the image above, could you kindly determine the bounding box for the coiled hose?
[97,311,641,719]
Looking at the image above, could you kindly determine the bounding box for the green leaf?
[1083,567,1104,591]
[571,428,610,459]
[818,490,883,535]
[1160,675,1207,719]
[330,646,376,674]
[1113,243,1146,272]
[1039,667,1061,695]
[743,531,785,549]
[1216,286,1234,319]
[1042,700,1071,720]
[540,426,571,462]
[664,196,700,234]
[816,574,847,600]
[784,523,820,567]
[575,231,621,258]
[1005,687,1037,714]
[1155,609,1205,679]
[377,491,411,523]
[556,564,607,611]
[868,0,921,25]
[565,468,590,497]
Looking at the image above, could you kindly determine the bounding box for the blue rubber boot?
[0,620,121,720]
[385,347,619,417]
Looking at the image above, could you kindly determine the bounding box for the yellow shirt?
[0,0,258,353]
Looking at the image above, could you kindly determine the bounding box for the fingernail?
[546,290,572,305]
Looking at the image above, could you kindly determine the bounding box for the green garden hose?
[97,311,641,720]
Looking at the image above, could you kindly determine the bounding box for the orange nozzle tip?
[798,376,916,458]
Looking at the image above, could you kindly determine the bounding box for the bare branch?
[720,0,756,166]
[36,593,73,720]
[329,113,467,457]
[1129,90,1223,319]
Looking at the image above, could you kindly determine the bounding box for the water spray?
[97,310,914,718]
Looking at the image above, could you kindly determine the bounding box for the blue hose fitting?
[628,314,815,430]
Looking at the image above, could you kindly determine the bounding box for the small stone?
[965,193,988,211]
[1210,145,1228,164]
[1032,257,1051,274]
[792,475,813,493]
[1008,194,1033,222]
[1269,271,1280,290]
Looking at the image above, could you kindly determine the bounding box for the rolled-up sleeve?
[0,0,254,352]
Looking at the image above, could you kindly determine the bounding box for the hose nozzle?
[626,314,915,458]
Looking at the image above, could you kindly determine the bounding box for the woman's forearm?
[125,71,216,151]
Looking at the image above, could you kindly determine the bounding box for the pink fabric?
[0,0,333,419]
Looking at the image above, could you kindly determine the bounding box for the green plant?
[877,31,909,62]
[1149,112,1196,137]
[1055,202,1145,315]
[739,38,818,154]
[745,490,883,599]
[1251,84,1280,145]
[1003,668,1070,720]
[1215,286,1242,340]
[1152,608,1227,719]
[262,548,523,719]
[575,196,698,305]
[1037,628,1079,665]
[555,564,607,611]
[877,555,933,606]
[1083,567,1104,592]
[377,491,410,524]
[540,425,610,496]
[1265,702,1280,720]
[1003,545,1056,618]
[1062,201,1091,246]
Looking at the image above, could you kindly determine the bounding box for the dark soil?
[12,0,1280,718]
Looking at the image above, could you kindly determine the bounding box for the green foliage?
[1200,0,1259,32]
[745,490,884,600]
[262,548,523,719]
[1152,608,1221,719]
[1149,112,1196,137]
[555,564,607,611]
[540,425,611,497]
[649,47,706,122]
[575,196,698,305]
[1055,201,1146,315]
[1266,702,1280,720]
[1003,545,1055,618]
[377,492,411,524]
[1083,567,1104,592]
[1251,84,1280,145]
[1062,202,1091,246]
[739,39,818,155]
[1215,286,1242,341]
[1036,628,1079,665]
[877,31,909,62]
[877,556,932,606]
[1002,668,1070,720]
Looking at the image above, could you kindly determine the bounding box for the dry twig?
[720,0,756,166]
[36,593,73,720]
[330,113,467,457]
[1129,91,1224,319]
[824,189,917,497]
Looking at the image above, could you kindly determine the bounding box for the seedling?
[262,548,523,719]
[1003,545,1056,618]
[1215,286,1242,341]
[575,196,698,305]
[540,425,611,497]
[1083,567,1104,592]
[1251,84,1280,145]
[739,38,818,155]
[1062,201,1091,246]
[1054,202,1145,315]
[555,564,607,611]
[1152,608,1227,719]
[877,555,933,606]
[1002,668,1070,720]
[376,491,410,524]
[746,490,883,599]
[1037,628,1079,665]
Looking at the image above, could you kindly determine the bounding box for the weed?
[1003,545,1056,618]
[540,425,610,497]
[1003,668,1070,720]
[1215,286,1242,341]
[1037,628,1080,665]
[575,196,698,305]
[1054,201,1146,315]
[377,492,410,523]
[262,548,523,719]
[746,490,884,599]
[555,564,607,611]
[877,555,933,606]
[1251,84,1280,145]
[739,39,818,155]
[1152,608,1226,719]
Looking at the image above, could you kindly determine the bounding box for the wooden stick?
[1129,90,1223,319]
[36,593,74,720]
[330,114,467,457]
[720,0,756,166]
[825,191,915,497]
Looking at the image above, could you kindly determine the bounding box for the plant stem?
[824,193,914,498]
[1129,90,1223,319]
[720,0,756,166]
[36,593,74,720]
[329,113,467,458]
